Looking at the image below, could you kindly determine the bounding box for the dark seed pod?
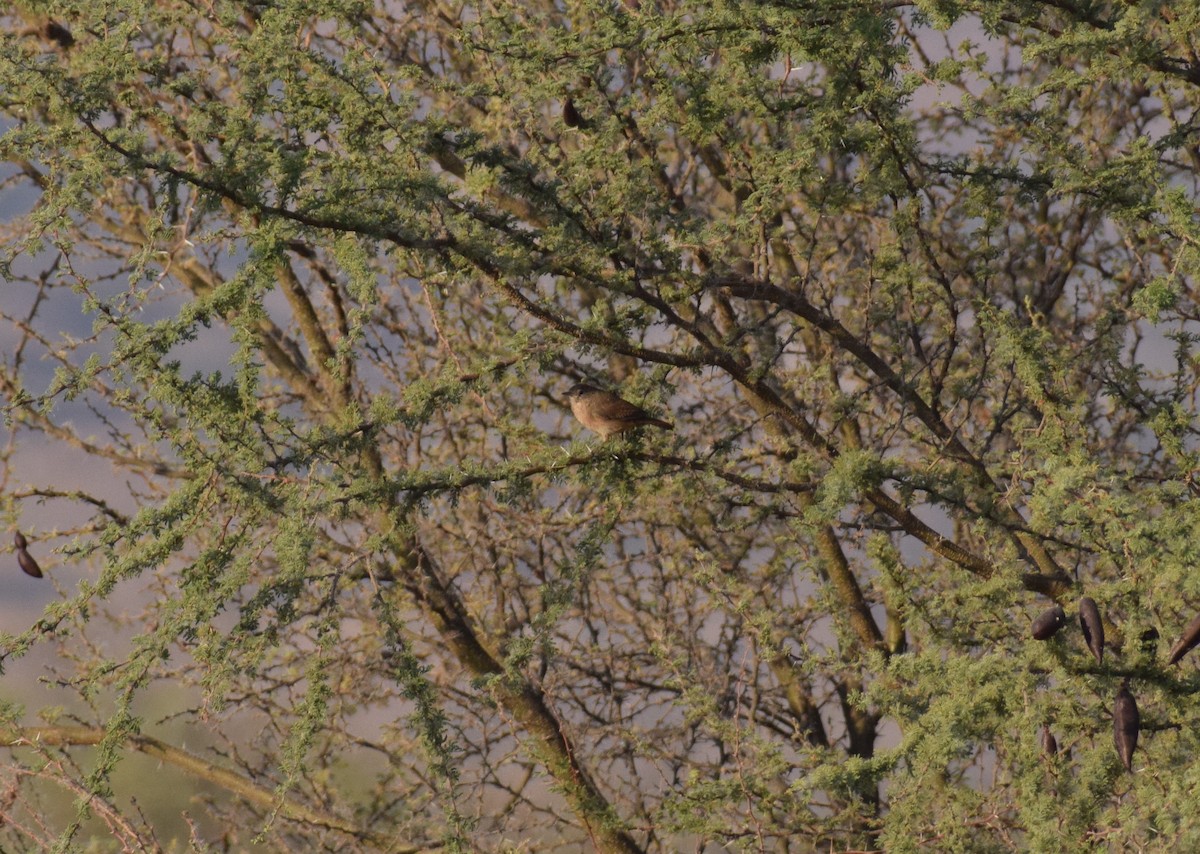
[1168,614,1200,665]
[1040,724,1058,757]
[1079,597,1104,665]
[1139,626,1160,657]
[43,20,75,49]
[16,548,42,579]
[562,97,584,128]
[1113,681,1139,773]
[14,531,27,551]
[1031,605,1067,640]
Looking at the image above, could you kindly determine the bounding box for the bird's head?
[564,383,601,401]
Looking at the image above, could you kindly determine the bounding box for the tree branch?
[1,726,421,851]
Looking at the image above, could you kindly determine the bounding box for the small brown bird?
[1168,614,1200,665]
[1113,680,1139,773]
[1079,597,1104,665]
[564,383,673,439]
[1031,604,1067,640]
[14,531,42,579]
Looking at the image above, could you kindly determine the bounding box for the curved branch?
[391,536,645,854]
[715,275,1072,594]
[1,726,421,851]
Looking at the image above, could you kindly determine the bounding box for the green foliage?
[4,0,1200,851]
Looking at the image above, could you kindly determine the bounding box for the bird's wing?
[598,398,652,422]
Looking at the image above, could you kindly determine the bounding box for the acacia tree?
[3,0,1200,850]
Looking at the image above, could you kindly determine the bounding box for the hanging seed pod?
[1079,597,1104,665]
[43,20,75,49]
[13,532,42,578]
[1139,626,1160,657]
[1040,724,1058,757]
[16,547,42,579]
[1168,614,1200,665]
[562,97,584,128]
[1113,680,1139,773]
[1032,605,1067,640]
